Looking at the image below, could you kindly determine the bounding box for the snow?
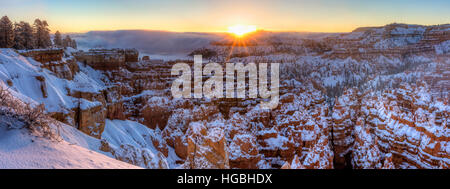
[79,98,102,110]
[265,135,290,149]
[69,71,106,93]
[0,48,105,113]
[229,134,256,160]
[435,40,450,54]
[102,119,178,168]
[0,118,139,169]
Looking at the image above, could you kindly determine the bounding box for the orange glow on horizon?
[2,0,448,34]
[227,25,257,37]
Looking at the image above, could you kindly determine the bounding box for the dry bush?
[0,86,60,140]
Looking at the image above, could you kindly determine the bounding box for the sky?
[1,0,449,33]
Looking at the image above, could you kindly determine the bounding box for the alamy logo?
[171,55,280,109]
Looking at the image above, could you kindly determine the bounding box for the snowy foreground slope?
[0,124,139,169]
[0,85,140,168]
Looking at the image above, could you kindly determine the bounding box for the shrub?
[0,86,60,140]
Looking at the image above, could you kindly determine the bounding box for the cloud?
[73,30,225,55]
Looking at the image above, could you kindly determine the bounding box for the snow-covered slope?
[0,116,139,169]
[0,48,104,113]
[103,119,179,168]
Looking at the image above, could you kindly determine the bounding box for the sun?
[227,25,257,37]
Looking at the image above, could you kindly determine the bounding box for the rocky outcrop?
[106,102,125,120]
[141,96,173,129]
[302,136,334,169]
[20,49,79,80]
[19,49,64,63]
[325,24,450,59]
[331,88,359,168]
[229,134,261,169]
[183,122,230,169]
[76,103,106,139]
[103,85,126,120]
[351,118,382,169]
[281,155,305,169]
[35,76,47,98]
[73,49,139,70]
[282,136,334,169]
[42,57,79,80]
[361,83,449,168]
[162,108,192,159]
[382,153,396,169]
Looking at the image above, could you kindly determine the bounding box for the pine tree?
[53,30,62,47]
[71,39,77,49]
[32,19,42,47]
[13,21,35,49]
[13,22,24,49]
[21,22,34,49]
[41,20,52,48]
[33,19,52,48]
[62,35,72,48]
[63,35,77,49]
[0,16,15,48]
